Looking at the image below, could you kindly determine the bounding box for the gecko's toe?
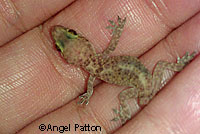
[78,93,90,105]
[177,51,197,65]
[111,117,120,122]
[111,106,131,124]
[112,108,119,114]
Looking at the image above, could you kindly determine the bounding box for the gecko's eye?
[56,45,61,52]
[68,29,77,35]
[65,29,78,39]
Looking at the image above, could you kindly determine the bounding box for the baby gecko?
[51,16,196,124]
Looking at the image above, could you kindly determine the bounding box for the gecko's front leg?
[78,16,126,105]
[78,75,96,105]
[103,16,126,56]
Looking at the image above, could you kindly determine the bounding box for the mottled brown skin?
[51,16,196,124]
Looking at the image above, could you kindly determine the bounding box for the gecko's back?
[96,56,152,88]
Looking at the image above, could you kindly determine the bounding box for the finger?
[140,12,200,70]
[115,56,200,134]
[0,0,74,46]
[18,59,200,134]
[44,0,200,56]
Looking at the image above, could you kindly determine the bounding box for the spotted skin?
[51,16,196,124]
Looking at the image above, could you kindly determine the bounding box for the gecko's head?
[51,26,78,53]
[51,25,95,66]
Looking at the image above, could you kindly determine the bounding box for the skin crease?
[0,0,200,134]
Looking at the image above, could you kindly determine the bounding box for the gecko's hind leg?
[112,87,138,124]
[139,52,197,106]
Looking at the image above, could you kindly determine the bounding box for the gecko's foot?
[106,16,126,35]
[111,105,130,124]
[177,51,197,65]
[78,93,91,105]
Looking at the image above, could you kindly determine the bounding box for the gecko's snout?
[51,26,67,53]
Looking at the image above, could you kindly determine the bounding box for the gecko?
[51,16,196,124]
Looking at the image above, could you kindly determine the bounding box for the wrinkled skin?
[0,1,200,134]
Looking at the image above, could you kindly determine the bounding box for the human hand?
[0,0,200,133]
